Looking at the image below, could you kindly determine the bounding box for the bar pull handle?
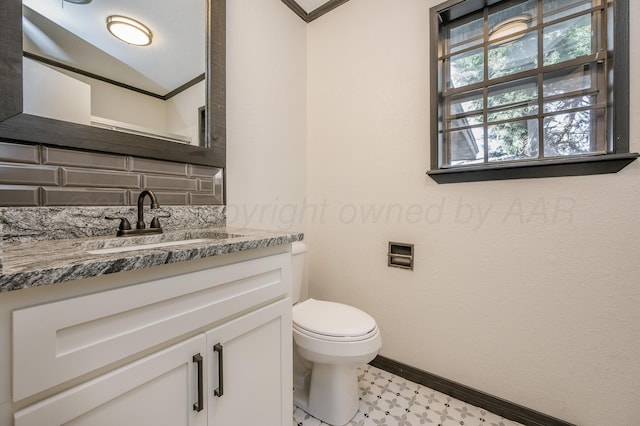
[193,353,204,412]
[213,343,224,397]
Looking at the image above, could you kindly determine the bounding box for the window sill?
[427,153,639,184]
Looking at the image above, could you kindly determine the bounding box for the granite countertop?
[0,227,303,292]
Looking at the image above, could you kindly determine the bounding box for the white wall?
[65,72,168,132]
[55,69,202,143]
[306,1,640,425]
[166,80,206,145]
[225,0,307,232]
[23,58,91,125]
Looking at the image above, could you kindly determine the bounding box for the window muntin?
[437,0,609,168]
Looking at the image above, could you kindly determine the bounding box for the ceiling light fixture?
[106,15,153,46]
[488,16,530,45]
[63,0,92,4]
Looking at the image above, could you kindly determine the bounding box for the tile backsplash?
[0,140,223,206]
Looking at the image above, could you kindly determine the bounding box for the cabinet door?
[14,334,207,426]
[206,298,292,426]
[13,251,291,401]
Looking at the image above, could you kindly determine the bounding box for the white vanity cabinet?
[14,334,208,426]
[205,299,291,426]
[10,248,293,426]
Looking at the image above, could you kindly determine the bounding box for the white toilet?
[291,242,382,426]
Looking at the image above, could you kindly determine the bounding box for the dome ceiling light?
[106,15,153,46]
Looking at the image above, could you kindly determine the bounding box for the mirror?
[0,0,225,167]
[23,0,206,145]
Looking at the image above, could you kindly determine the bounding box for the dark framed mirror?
[0,0,225,167]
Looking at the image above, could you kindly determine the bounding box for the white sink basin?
[88,238,213,255]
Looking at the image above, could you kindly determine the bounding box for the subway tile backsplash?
[42,146,128,171]
[41,187,129,206]
[0,187,40,207]
[0,163,59,186]
[0,143,39,164]
[0,140,223,207]
[61,168,141,188]
[130,157,189,175]
[142,174,199,191]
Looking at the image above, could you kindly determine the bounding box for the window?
[428,0,637,183]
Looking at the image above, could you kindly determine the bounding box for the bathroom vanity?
[0,227,302,426]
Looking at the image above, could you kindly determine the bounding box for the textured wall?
[306,1,640,425]
[225,0,307,234]
[0,140,223,207]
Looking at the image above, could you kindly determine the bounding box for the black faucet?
[106,190,165,236]
[137,189,160,230]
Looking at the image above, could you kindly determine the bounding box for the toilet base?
[294,362,360,426]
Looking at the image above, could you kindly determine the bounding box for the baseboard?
[369,355,576,426]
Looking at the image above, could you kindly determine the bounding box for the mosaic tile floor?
[292,365,525,426]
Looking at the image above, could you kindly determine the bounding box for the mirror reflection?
[22,0,207,146]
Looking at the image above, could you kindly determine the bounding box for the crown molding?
[281,0,350,23]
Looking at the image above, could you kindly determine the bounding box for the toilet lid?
[293,298,377,339]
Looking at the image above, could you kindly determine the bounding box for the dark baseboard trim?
[370,355,577,426]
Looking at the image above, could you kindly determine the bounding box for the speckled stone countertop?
[0,227,303,292]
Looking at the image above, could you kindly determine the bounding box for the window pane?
[543,14,592,66]
[544,94,597,113]
[449,90,483,115]
[488,77,537,108]
[543,64,594,97]
[447,116,484,129]
[488,119,539,161]
[489,31,538,79]
[489,0,538,32]
[445,128,484,166]
[435,0,616,173]
[448,16,484,53]
[542,0,597,23]
[448,48,484,88]
[543,110,599,155]
[488,105,538,122]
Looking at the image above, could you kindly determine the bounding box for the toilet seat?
[293,323,379,342]
[293,298,378,342]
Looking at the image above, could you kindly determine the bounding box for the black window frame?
[427,0,638,184]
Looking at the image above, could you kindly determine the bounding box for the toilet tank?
[291,241,306,304]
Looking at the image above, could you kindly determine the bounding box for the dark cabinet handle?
[193,353,204,412]
[213,343,224,397]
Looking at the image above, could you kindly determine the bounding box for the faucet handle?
[149,213,170,230]
[105,216,132,231]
